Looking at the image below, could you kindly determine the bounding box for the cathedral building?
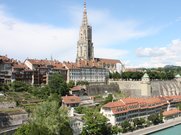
[76,0,94,61]
[76,0,124,74]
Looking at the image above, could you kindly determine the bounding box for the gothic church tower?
[76,0,94,61]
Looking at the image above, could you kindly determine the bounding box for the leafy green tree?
[10,81,31,92]
[148,113,163,125]
[15,100,73,135]
[111,126,122,134]
[15,123,50,135]
[67,80,75,89]
[76,81,89,86]
[109,72,113,79]
[0,83,9,92]
[103,94,113,105]
[112,72,121,80]
[177,103,181,110]
[121,120,132,133]
[48,73,69,96]
[81,108,111,135]
[14,124,31,135]
[31,100,73,135]
[133,118,145,129]
[75,106,89,114]
[32,85,50,99]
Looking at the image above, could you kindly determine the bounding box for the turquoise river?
[149,124,181,135]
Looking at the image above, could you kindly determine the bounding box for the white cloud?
[0,5,156,62]
[0,8,78,61]
[95,48,128,60]
[68,6,157,48]
[136,39,181,67]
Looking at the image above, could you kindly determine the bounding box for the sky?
[0,0,181,68]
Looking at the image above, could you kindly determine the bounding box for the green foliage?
[48,73,69,96]
[103,94,113,105]
[67,80,75,89]
[31,85,50,99]
[75,106,89,114]
[14,124,31,135]
[133,118,145,129]
[81,108,111,135]
[111,126,122,134]
[120,69,175,81]
[76,81,89,86]
[148,113,163,125]
[121,72,144,80]
[14,123,50,135]
[112,72,121,80]
[177,103,181,110]
[10,81,32,92]
[13,99,74,135]
[121,120,133,133]
[32,100,72,135]
[0,83,9,92]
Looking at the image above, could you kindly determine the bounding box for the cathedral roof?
[94,58,122,64]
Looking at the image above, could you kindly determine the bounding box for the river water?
[149,124,181,135]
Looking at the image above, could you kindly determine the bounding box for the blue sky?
[0,0,181,67]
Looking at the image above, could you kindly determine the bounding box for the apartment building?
[0,56,13,83]
[12,62,33,84]
[101,96,181,125]
[63,61,109,83]
[25,59,67,85]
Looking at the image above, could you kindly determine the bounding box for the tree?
[67,80,75,89]
[121,120,132,133]
[15,100,73,135]
[14,123,50,135]
[76,81,89,86]
[103,94,113,105]
[32,100,73,135]
[32,85,50,99]
[133,118,145,129]
[81,108,111,135]
[111,126,122,134]
[177,103,181,110]
[0,83,9,92]
[10,81,31,92]
[48,73,69,96]
[112,72,121,80]
[14,124,31,135]
[109,72,113,79]
[148,113,162,125]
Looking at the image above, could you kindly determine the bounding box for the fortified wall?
[109,73,181,97]
[86,84,119,96]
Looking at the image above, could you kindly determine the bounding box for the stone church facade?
[76,0,124,74]
[76,0,94,61]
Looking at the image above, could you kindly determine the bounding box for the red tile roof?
[103,101,125,108]
[102,96,179,114]
[94,58,121,64]
[163,109,181,117]
[62,96,81,104]
[71,86,83,91]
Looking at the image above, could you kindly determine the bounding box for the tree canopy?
[81,108,111,135]
[15,100,73,135]
[48,73,69,96]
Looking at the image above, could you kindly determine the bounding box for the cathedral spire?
[82,0,88,26]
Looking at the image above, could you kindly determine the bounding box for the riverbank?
[123,117,181,135]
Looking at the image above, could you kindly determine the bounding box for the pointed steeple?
[82,0,88,26]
